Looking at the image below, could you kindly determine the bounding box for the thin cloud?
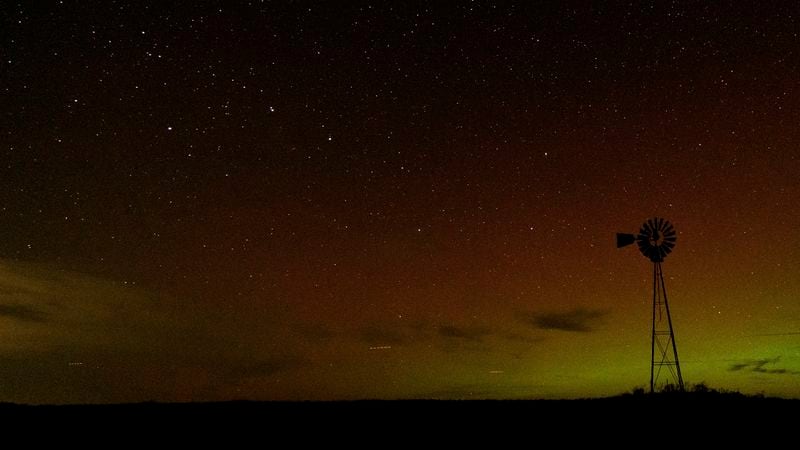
[519,308,610,332]
[728,357,800,375]
[358,326,407,345]
[499,331,543,344]
[0,304,48,322]
[0,260,307,403]
[353,322,538,348]
[438,325,492,342]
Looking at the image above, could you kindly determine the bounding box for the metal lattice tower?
[617,218,685,392]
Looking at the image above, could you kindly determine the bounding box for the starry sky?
[1,2,799,403]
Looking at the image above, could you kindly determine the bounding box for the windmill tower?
[617,218,685,393]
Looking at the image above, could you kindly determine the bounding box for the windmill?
[617,218,684,392]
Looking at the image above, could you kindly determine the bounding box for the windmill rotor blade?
[627,218,678,262]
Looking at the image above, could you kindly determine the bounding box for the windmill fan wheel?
[636,218,676,262]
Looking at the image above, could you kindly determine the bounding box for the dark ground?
[1,392,795,432]
[0,399,794,446]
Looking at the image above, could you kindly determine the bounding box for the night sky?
[2,2,799,403]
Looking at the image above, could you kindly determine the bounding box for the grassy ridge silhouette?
[0,384,793,432]
[618,382,775,400]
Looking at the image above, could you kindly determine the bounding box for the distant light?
[167,126,173,131]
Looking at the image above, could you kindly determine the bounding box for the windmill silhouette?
[617,218,685,392]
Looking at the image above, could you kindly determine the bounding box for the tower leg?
[651,262,684,392]
[650,263,656,393]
